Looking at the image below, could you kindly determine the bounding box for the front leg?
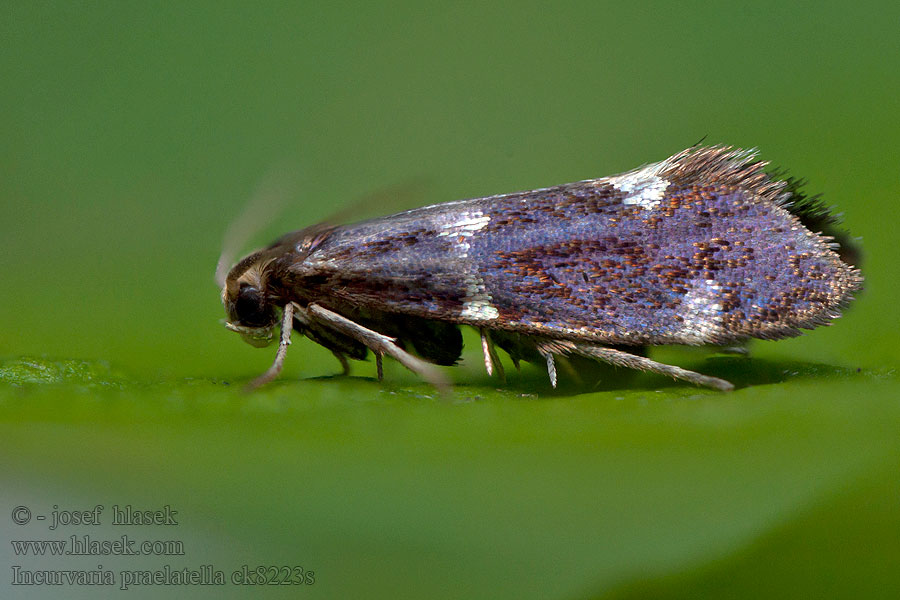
[247,303,294,390]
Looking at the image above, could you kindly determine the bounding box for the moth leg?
[332,351,351,376]
[538,348,558,388]
[307,304,450,391]
[569,342,734,391]
[480,330,494,376]
[294,305,367,379]
[480,329,505,382]
[247,303,294,390]
[375,352,384,381]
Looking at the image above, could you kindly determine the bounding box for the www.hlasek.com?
[12,535,184,557]
[11,565,315,589]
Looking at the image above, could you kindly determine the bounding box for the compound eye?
[234,285,274,327]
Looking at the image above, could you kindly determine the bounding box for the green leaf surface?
[2,357,898,599]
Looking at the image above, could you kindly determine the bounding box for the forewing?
[298,147,860,345]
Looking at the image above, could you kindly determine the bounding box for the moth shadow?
[696,356,863,390]
[512,355,864,395]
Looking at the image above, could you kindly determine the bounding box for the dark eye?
[235,285,274,327]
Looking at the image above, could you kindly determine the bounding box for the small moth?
[217,146,862,392]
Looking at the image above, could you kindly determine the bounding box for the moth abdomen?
[386,317,463,366]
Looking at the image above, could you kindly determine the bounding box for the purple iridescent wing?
[292,147,861,346]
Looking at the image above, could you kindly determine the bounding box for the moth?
[217,146,862,392]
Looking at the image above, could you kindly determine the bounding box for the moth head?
[221,251,277,348]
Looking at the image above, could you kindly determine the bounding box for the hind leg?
[565,342,734,391]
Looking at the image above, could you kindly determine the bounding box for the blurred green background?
[2,2,899,598]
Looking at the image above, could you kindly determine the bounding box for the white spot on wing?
[607,161,670,210]
[437,213,491,237]
[460,300,499,320]
[435,210,499,321]
[676,279,724,343]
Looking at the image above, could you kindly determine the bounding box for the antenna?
[215,165,297,288]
